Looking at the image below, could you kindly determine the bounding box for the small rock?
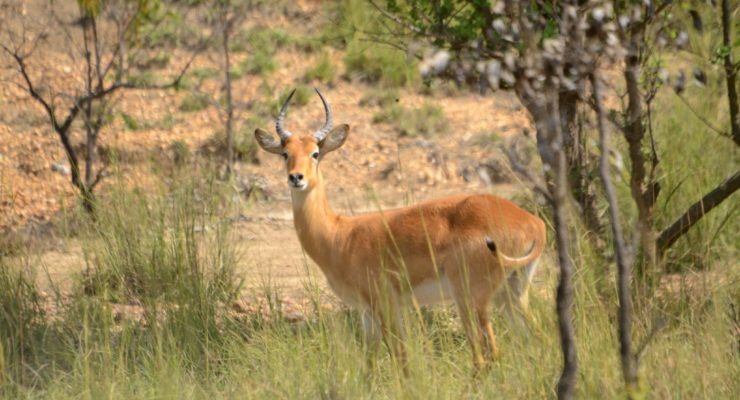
[51,162,70,176]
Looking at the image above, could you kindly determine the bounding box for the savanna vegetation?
[0,0,738,399]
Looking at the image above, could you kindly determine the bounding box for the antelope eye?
[312,151,320,160]
[282,152,288,161]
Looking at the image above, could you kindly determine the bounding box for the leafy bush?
[372,102,448,137]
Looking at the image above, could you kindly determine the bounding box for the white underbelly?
[411,276,454,305]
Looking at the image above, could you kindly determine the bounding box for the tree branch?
[657,169,740,255]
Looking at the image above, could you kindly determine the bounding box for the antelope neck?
[290,171,340,264]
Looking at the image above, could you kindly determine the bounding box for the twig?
[504,141,553,203]
[635,317,666,363]
[367,0,423,34]
[674,93,728,138]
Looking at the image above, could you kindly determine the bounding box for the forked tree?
[254,88,547,371]
[0,0,196,214]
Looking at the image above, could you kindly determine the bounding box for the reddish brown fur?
[256,125,547,370]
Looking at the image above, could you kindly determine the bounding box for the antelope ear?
[254,128,283,154]
[318,124,349,154]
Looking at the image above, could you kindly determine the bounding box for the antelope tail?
[485,237,538,267]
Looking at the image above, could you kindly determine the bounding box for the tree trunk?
[593,74,638,396]
[222,11,235,177]
[624,56,658,280]
[560,91,602,236]
[518,84,578,400]
[722,0,740,146]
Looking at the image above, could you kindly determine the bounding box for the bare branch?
[504,141,553,203]
[674,93,729,138]
[367,0,423,34]
[657,169,740,255]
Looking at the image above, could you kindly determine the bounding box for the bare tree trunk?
[221,7,235,177]
[519,84,578,400]
[623,56,658,279]
[560,90,602,236]
[722,0,740,146]
[593,74,638,395]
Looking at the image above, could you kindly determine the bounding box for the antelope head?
[254,88,349,192]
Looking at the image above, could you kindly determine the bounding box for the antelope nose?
[288,173,304,184]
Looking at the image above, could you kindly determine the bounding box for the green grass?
[303,52,337,84]
[2,230,738,398]
[650,83,740,271]
[1,169,738,398]
[179,93,210,112]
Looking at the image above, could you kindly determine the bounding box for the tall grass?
[1,179,737,398]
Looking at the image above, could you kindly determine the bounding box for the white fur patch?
[411,276,454,305]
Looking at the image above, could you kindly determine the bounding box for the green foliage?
[178,93,210,112]
[372,102,448,137]
[303,52,337,84]
[343,37,418,88]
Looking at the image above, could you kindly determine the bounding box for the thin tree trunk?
[593,74,638,395]
[560,90,602,236]
[722,0,740,146]
[222,10,235,177]
[624,56,658,278]
[519,84,578,400]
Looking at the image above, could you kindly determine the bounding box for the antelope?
[254,88,547,370]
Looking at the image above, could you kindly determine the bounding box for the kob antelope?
[255,88,546,369]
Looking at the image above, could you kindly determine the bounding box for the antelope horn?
[313,88,333,142]
[275,88,296,141]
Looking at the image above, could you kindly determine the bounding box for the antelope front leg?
[369,294,408,375]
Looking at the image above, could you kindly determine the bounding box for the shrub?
[169,140,191,167]
[178,93,210,112]
[271,86,312,117]
[203,126,259,164]
[326,0,419,87]
[239,50,277,76]
[303,52,337,84]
